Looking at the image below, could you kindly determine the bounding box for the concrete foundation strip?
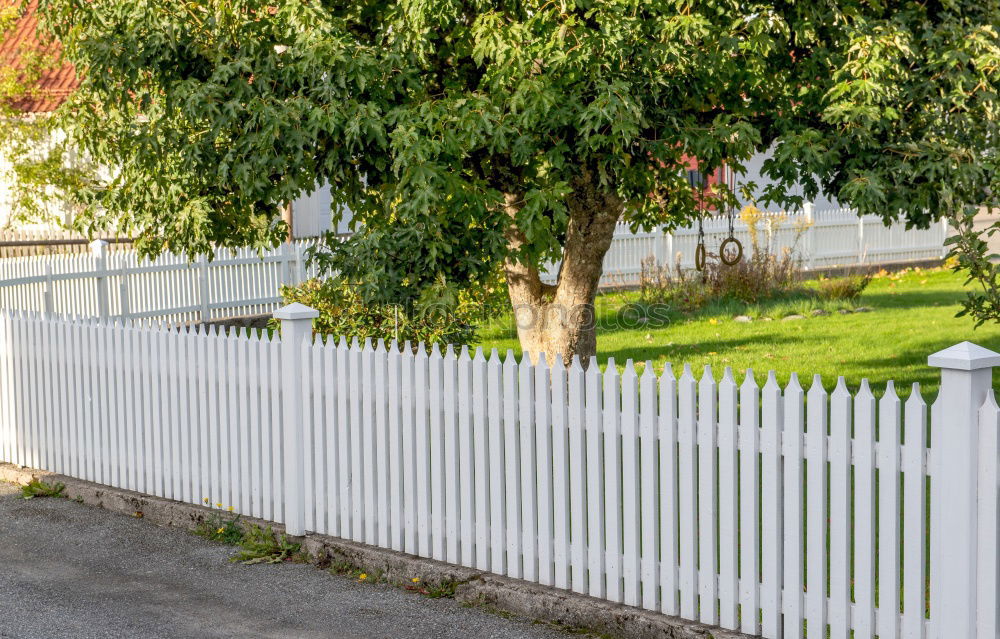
[0,462,754,639]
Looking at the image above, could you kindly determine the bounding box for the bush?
[271,276,504,347]
[815,274,872,301]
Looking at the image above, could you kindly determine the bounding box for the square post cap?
[928,341,1000,371]
[273,302,319,321]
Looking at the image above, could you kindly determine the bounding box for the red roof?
[0,0,78,113]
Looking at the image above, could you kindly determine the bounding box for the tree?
[39,0,1000,362]
[1,1,95,226]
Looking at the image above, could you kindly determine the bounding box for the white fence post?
[928,341,1000,638]
[90,239,109,320]
[274,302,318,536]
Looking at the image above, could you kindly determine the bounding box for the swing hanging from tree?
[688,167,743,272]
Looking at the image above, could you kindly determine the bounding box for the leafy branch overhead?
[31,0,1000,359]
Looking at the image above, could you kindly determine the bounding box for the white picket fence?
[1,307,998,638]
[543,206,951,287]
[0,239,319,324]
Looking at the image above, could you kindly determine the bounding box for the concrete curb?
[1,462,754,639]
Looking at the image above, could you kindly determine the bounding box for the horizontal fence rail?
[541,206,950,287]
[2,309,998,637]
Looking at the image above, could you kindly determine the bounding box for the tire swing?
[719,202,743,266]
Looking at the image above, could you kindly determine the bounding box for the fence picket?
[659,364,679,617]
[428,344,445,559]
[738,370,760,636]
[536,354,555,587]
[903,385,927,639]
[697,366,718,625]
[621,360,640,607]
[854,380,877,638]
[457,346,474,565]
[977,392,1000,639]
[568,356,588,595]
[677,364,698,619]
[828,378,852,639]
[806,375,828,638]
[398,341,417,554]
[761,371,783,638]
[474,349,492,571]
[717,367,738,629]
[414,344,430,553]
[388,341,402,549]
[586,358,605,599]
[639,363,659,611]
[504,351,521,578]
[551,356,571,591]
[879,384,902,639]
[783,374,805,639]
[443,345,459,563]
[489,349,507,573]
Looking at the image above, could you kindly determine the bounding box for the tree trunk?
[503,173,621,365]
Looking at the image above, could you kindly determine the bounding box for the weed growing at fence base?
[231,525,306,565]
[194,513,244,545]
[478,266,1000,397]
[20,479,65,500]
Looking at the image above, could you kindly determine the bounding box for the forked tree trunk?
[503,174,622,365]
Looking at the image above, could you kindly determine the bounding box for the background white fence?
[0,239,318,324]
[2,308,998,638]
[0,207,949,322]
[542,206,950,287]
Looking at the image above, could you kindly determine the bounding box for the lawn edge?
[0,462,752,639]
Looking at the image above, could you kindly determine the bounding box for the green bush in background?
[272,275,508,348]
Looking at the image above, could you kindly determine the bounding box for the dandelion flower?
[411,577,420,583]
[203,497,209,504]
[216,527,225,534]
[216,503,223,508]
[359,573,367,581]
[227,506,234,512]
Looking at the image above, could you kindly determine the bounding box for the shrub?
[702,248,804,304]
[271,276,503,347]
[638,255,711,313]
[20,479,65,499]
[231,524,304,565]
[815,274,872,301]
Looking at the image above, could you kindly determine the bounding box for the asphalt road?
[0,483,572,639]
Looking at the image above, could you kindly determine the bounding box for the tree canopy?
[32,0,1000,359]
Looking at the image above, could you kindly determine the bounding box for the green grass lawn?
[476,266,1000,399]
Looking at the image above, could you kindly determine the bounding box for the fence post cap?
[273,302,319,321]
[928,341,1000,370]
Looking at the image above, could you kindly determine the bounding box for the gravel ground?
[0,482,573,639]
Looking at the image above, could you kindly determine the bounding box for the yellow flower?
[216,503,223,508]
[708,318,718,325]
[203,497,209,504]
[227,506,234,512]
[411,577,420,583]
[359,573,367,581]
[216,527,225,534]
